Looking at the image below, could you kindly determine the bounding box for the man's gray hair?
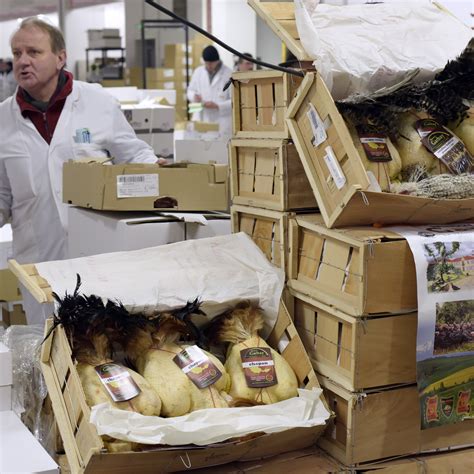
[17,17,65,53]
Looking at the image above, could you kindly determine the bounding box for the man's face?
[11,26,66,100]
[238,59,254,72]
[204,60,219,73]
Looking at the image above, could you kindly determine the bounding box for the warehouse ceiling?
[0,0,117,21]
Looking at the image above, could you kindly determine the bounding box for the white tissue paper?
[294,0,472,100]
[36,233,284,336]
[90,389,330,445]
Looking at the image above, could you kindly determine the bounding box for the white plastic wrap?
[1,325,56,455]
[294,0,472,99]
[90,389,330,445]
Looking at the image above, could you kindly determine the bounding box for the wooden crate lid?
[248,0,312,61]
[8,260,53,303]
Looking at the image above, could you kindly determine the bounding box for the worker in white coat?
[0,18,158,323]
[187,45,232,139]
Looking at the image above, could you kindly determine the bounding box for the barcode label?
[307,103,327,147]
[324,146,346,190]
[116,174,159,198]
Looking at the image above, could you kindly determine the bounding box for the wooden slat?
[8,260,53,303]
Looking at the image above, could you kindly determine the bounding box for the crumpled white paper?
[36,233,284,336]
[90,389,330,445]
[294,0,472,100]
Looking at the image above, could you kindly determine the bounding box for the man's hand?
[203,101,218,109]
[194,94,202,102]
[156,157,169,165]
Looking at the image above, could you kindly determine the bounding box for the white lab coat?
[187,63,233,139]
[0,80,157,266]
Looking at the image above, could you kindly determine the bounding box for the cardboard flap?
[248,0,311,61]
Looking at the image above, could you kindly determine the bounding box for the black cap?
[202,45,219,62]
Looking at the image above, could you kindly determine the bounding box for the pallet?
[318,375,474,466]
[230,138,317,211]
[290,290,417,392]
[12,262,328,473]
[286,72,474,228]
[232,70,303,139]
[247,1,311,61]
[231,204,289,272]
[287,214,417,316]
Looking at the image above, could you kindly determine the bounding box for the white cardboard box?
[0,385,11,411]
[68,208,185,258]
[174,139,229,165]
[137,89,177,105]
[0,224,12,269]
[138,131,174,158]
[122,104,175,133]
[0,342,12,386]
[0,411,59,473]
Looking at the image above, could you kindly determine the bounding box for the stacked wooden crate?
[243,0,474,469]
[230,70,317,273]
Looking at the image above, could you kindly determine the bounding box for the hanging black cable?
[144,0,304,80]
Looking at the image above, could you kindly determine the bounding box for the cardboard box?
[230,139,317,211]
[231,205,288,271]
[175,138,229,165]
[0,268,20,302]
[291,290,417,391]
[147,80,187,91]
[67,208,185,258]
[63,161,229,211]
[143,67,192,82]
[319,375,474,466]
[164,44,193,68]
[232,70,303,139]
[185,213,231,240]
[88,28,120,41]
[287,214,417,316]
[101,79,126,88]
[0,301,26,326]
[286,73,474,228]
[137,131,174,158]
[89,38,122,49]
[121,104,175,133]
[0,411,59,473]
[174,121,220,141]
[103,86,139,104]
[0,342,12,386]
[0,385,11,411]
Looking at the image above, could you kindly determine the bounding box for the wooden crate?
[231,204,289,271]
[287,214,417,316]
[232,70,303,139]
[229,139,317,211]
[10,262,328,473]
[286,72,474,228]
[290,290,417,391]
[247,1,311,61]
[318,375,474,466]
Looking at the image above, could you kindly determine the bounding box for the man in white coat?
[0,18,158,322]
[187,45,232,139]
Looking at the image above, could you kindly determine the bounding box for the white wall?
[211,0,257,69]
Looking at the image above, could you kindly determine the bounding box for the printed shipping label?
[95,363,141,402]
[324,146,346,190]
[240,347,278,388]
[174,345,222,389]
[116,174,159,198]
[307,103,327,147]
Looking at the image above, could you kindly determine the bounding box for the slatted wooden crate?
[229,139,317,211]
[232,70,303,139]
[247,1,311,61]
[287,214,417,316]
[290,290,417,391]
[9,260,329,474]
[231,204,288,271]
[286,72,474,228]
[318,375,474,466]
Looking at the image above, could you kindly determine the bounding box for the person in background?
[187,45,232,139]
[235,53,255,72]
[0,18,159,322]
[0,59,17,101]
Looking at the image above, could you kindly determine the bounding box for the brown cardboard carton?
[63,161,229,212]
